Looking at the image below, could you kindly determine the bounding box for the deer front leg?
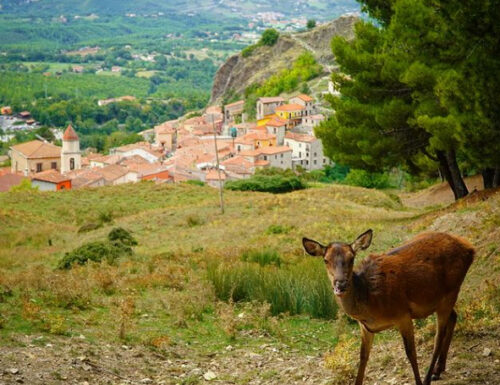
[355,323,374,385]
[399,317,423,385]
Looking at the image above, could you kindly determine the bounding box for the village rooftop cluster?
[0,93,331,192]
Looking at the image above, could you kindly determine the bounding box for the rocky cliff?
[210,15,359,103]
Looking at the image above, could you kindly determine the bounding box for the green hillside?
[0,182,498,384]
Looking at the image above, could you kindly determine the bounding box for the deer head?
[302,230,373,297]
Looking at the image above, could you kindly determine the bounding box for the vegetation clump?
[241,28,279,58]
[225,174,306,194]
[58,227,137,269]
[241,249,282,267]
[207,258,337,319]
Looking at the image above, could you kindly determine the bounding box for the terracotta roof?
[97,164,130,182]
[258,146,293,155]
[10,140,61,159]
[245,132,276,141]
[285,132,317,143]
[32,169,70,184]
[266,117,288,127]
[310,114,325,120]
[239,150,261,157]
[66,169,105,189]
[234,137,255,145]
[254,160,270,167]
[0,173,26,192]
[221,156,253,168]
[258,97,285,103]
[91,154,121,165]
[155,122,176,135]
[205,169,227,181]
[63,124,79,141]
[276,104,305,112]
[295,94,314,102]
[205,106,222,114]
[225,100,244,109]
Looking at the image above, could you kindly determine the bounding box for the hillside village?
[0,92,332,192]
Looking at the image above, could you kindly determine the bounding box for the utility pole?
[212,115,225,214]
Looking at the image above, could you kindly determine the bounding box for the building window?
[314,160,317,165]
[299,152,301,157]
[264,156,267,160]
[51,162,57,170]
[36,163,42,173]
[275,155,277,160]
[314,152,317,157]
[70,158,75,170]
[323,158,326,164]
[281,154,283,158]
[237,145,241,152]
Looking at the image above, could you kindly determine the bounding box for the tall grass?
[207,257,337,319]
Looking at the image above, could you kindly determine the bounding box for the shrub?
[241,249,282,267]
[241,44,258,58]
[260,29,280,46]
[307,19,317,30]
[225,174,306,194]
[206,259,337,319]
[108,227,138,246]
[185,180,205,187]
[58,228,137,269]
[57,241,132,270]
[343,169,393,189]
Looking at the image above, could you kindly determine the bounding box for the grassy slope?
[0,183,498,384]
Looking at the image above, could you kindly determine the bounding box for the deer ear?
[302,238,326,257]
[352,229,373,252]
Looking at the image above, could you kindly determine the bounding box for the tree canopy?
[316,0,500,199]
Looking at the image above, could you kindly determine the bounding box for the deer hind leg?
[355,323,374,385]
[398,317,423,385]
[423,309,453,385]
[432,309,457,380]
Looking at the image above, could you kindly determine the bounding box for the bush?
[58,228,137,269]
[241,249,282,267]
[185,180,206,187]
[207,259,337,319]
[260,29,280,46]
[241,44,258,58]
[57,241,132,270]
[307,19,317,30]
[108,227,138,246]
[225,174,306,194]
[343,169,393,189]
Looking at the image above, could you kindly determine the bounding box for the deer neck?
[337,272,370,319]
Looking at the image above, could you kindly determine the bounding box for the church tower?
[61,124,81,174]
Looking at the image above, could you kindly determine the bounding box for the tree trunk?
[436,150,469,200]
[493,167,500,188]
[482,168,494,189]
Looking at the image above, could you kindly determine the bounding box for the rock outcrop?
[210,15,359,103]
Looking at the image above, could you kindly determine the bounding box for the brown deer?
[302,230,474,385]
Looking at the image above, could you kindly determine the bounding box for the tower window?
[70,158,75,171]
[51,162,57,170]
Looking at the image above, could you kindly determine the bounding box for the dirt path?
[0,325,498,385]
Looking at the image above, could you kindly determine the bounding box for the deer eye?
[323,259,328,264]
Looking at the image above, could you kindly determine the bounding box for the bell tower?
[61,124,81,173]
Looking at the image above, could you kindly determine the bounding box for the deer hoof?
[431,373,441,381]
